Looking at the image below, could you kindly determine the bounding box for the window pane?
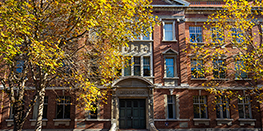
[124,59,131,76]
[238,105,244,118]
[200,104,207,118]
[168,95,174,103]
[143,57,150,76]
[189,27,202,42]
[43,105,48,119]
[193,105,200,118]
[143,31,150,40]
[165,31,173,40]
[56,105,63,119]
[222,105,227,118]
[164,23,173,40]
[64,104,70,118]
[166,58,174,77]
[134,57,140,64]
[245,105,251,118]
[190,34,196,42]
[168,104,174,119]
[90,104,97,119]
[196,34,203,42]
[65,96,71,103]
[134,66,141,76]
[216,105,221,118]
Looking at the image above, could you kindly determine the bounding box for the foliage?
[188,0,263,101]
[0,0,156,130]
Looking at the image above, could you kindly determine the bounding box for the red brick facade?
[1,0,263,130]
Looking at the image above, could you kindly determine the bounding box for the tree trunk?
[13,101,24,131]
[35,87,45,131]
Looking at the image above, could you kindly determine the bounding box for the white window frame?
[123,56,153,77]
[164,55,177,78]
[191,59,205,79]
[163,21,176,41]
[189,26,203,43]
[164,94,179,119]
[211,27,224,43]
[88,102,99,119]
[167,95,176,119]
[33,96,48,119]
[134,32,152,41]
[235,60,248,80]
[238,96,252,119]
[216,96,230,119]
[213,59,226,79]
[193,96,208,119]
[56,96,71,119]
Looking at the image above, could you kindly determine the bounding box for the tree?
[0,0,156,131]
[188,0,263,101]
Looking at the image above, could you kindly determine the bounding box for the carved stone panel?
[122,42,152,55]
[116,89,148,97]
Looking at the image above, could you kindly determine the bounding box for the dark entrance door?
[119,99,146,129]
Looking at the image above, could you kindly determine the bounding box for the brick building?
[1,0,263,130]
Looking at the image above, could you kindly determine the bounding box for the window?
[238,96,252,119]
[189,26,203,43]
[167,95,176,119]
[231,28,243,43]
[216,96,230,118]
[124,58,131,76]
[134,57,141,76]
[88,103,98,119]
[235,60,248,79]
[213,59,226,79]
[123,56,151,77]
[16,60,24,73]
[163,21,175,41]
[191,59,205,78]
[135,31,151,40]
[193,96,207,118]
[143,57,150,76]
[211,27,223,43]
[33,97,48,119]
[9,104,14,119]
[56,96,71,119]
[165,58,175,77]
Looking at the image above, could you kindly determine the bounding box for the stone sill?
[163,77,179,80]
[75,119,111,121]
[5,119,13,127]
[191,78,207,80]
[53,119,71,126]
[189,42,205,45]
[162,40,178,42]
[216,118,233,125]
[212,78,229,81]
[234,78,252,81]
[193,118,210,126]
[238,119,256,126]
[131,40,154,42]
[154,119,190,121]
[29,119,48,126]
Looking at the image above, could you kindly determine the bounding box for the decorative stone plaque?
[116,89,148,96]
